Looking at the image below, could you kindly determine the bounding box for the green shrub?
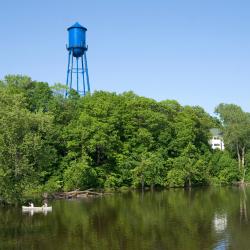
[63,159,97,191]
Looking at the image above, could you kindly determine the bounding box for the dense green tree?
[166,144,207,187]
[63,158,97,191]
[0,75,245,203]
[0,87,55,204]
[215,104,250,182]
[207,150,239,185]
[1,75,53,112]
[132,151,165,190]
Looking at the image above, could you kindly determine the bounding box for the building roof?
[210,128,223,137]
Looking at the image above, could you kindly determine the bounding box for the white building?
[209,128,225,151]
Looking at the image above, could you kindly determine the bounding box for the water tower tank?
[67,22,87,58]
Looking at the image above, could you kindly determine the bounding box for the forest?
[0,75,249,204]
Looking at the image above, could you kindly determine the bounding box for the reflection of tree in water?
[225,187,250,250]
[1,188,250,250]
[240,186,248,223]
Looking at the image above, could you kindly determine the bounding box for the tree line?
[0,75,249,204]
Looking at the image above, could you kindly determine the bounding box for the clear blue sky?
[0,0,249,114]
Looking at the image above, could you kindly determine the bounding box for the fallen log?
[53,189,112,199]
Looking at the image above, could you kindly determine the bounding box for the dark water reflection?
[1,187,250,250]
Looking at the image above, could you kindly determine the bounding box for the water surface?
[0,187,250,250]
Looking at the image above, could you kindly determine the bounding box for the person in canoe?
[29,202,34,208]
[43,202,48,208]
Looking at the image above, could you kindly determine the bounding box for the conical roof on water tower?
[67,22,87,31]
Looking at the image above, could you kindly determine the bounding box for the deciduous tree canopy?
[0,75,243,204]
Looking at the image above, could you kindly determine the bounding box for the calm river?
[1,187,250,250]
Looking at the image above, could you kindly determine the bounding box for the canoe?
[22,206,52,212]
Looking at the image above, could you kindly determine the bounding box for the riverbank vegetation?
[0,75,249,204]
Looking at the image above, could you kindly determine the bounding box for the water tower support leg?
[66,50,71,97]
[76,58,79,93]
[70,51,74,92]
[84,52,90,93]
[81,56,86,95]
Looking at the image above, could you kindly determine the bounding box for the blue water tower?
[66,22,90,96]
